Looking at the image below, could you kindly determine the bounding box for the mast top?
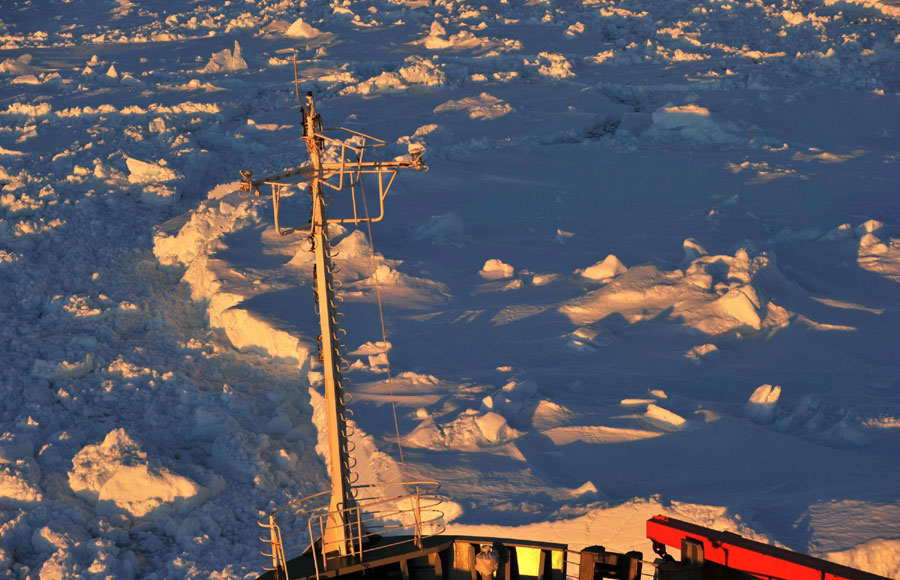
[240,94,426,234]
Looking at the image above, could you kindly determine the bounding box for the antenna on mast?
[240,92,427,560]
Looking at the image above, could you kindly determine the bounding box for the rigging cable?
[356,171,409,482]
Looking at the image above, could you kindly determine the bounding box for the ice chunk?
[858,232,887,252]
[651,102,737,143]
[0,433,33,463]
[406,409,521,449]
[125,157,177,184]
[543,425,662,445]
[524,52,575,79]
[434,93,513,120]
[826,538,900,578]
[140,184,179,206]
[580,254,627,280]
[421,21,449,49]
[474,412,511,444]
[645,404,687,430]
[399,123,452,150]
[744,384,781,424]
[120,73,140,86]
[352,71,407,95]
[569,481,599,498]
[285,17,322,38]
[480,258,514,280]
[0,462,43,503]
[654,103,712,128]
[684,343,718,364]
[68,429,206,517]
[398,56,445,86]
[483,379,539,421]
[31,521,88,554]
[620,398,656,407]
[567,326,614,351]
[714,288,762,330]
[855,219,883,237]
[782,10,808,25]
[682,238,708,262]
[31,355,95,383]
[148,117,167,133]
[350,341,392,356]
[200,40,248,74]
[819,223,852,241]
[0,54,35,76]
[532,273,558,286]
[10,74,40,85]
[556,229,575,244]
[565,22,585,38]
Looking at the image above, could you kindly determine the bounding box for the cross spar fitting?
[240,92,427,558]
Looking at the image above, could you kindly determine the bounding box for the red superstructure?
[646,515,889,580]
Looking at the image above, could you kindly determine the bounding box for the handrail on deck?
[258,480,445,580]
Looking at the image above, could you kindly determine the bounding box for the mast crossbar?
[241,158,424,235]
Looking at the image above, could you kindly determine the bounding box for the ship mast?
[303,95,358,557]
[241,91,427,560]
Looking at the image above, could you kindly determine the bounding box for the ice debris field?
[2,0,900,578]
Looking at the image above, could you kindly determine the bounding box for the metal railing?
[564,548,582,580]
[240,126,427,236]
[258,481,445,580]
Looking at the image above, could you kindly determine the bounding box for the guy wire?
[356,175,408,480]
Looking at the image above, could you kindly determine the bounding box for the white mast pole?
[303,93,357,557]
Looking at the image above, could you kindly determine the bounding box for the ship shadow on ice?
[214,221,304,272]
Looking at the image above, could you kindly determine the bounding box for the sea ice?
[199,40,248,73]
[744,384,781,424]
[684,343,718,364]
[524,52,575,79]
[474,412,513,444]
[682,238,708,262]
[68,429,207,518]
[561,248,792,336]
[0,54,35,76]
[480,258,514,280]
[579,254,627,280]
[412,212,464,246]
[645,404,687,430]
[5,0,900,575]
[434,93,513,120]
[0,461,43,503]
[650,102,738,143]
[125,157,177,184]
[285,17,322,38]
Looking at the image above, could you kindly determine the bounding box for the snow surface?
[2,0,900,578]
